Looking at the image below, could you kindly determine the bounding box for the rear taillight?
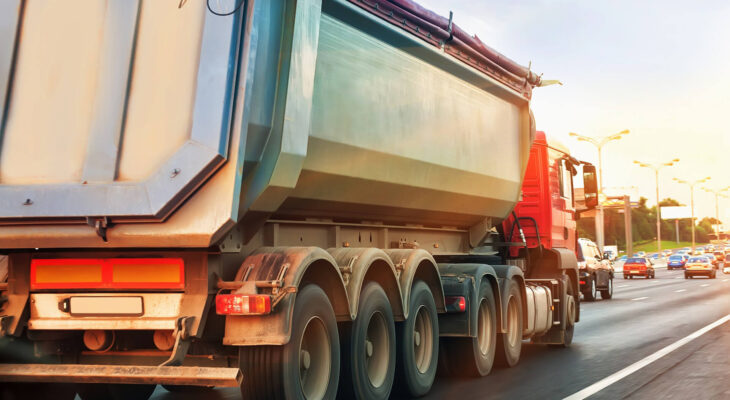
[216,294,271,315]
[30,258,184,290]
[445,296,466,313]
[579,280,586,285]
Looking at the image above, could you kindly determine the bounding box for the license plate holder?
[630,270,639,274]
[68,296,144,317]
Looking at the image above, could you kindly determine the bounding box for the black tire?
[441,281,497,378]
[3,383,76,400]
[162,385,214,392]
[239,284,340,400]
[583,277,596,301]
[394,280,439,396]
[600,277,613,300]
[339,282,396,400]
[559,282,577,347]
[629,275,633,279]
[623,274,627,279]
[77,384,155,400]
[495,282,523,368]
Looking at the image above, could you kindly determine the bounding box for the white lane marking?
[631,296,648,301]
[723,279,728,282]
[674,289,686,293]
[563,314,730,400]
[674,277,682,279]
[700,284,710,287]
[617,285,629,288]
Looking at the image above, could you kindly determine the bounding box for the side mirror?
[583,164,598,209]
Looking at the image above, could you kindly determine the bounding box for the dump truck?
[0,0,599,398]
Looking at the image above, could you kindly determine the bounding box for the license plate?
[69,296,144,316]
[630,270,639,274]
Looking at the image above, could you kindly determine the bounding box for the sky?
[418,0,730,225]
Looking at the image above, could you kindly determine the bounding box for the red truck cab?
[503,131,607,298]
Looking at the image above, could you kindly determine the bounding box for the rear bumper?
[0,364,242,387]
[685,270,713,276]
[623,271,647,276]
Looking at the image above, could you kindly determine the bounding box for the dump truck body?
[0,1,587,398]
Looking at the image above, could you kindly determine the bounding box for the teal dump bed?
[0,0,535,249]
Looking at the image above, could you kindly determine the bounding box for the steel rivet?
[22,198,33,206]
[170,168,181,178]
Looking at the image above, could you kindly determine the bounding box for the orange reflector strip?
[34,263,102,284]
[31,258,184,290]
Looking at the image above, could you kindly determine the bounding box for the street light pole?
[701,186,730,238]
[569,129,629,252]
[633,158,679,255]
[674,177,711,250]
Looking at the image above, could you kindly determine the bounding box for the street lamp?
[568,129,630,251]
[633,158,679,254]
[701,186,730,238]
[673,176,711,250]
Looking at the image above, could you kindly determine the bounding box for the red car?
[623,257,655,279]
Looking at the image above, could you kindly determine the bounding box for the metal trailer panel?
[0,0,533,249]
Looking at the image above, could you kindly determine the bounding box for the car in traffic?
[704,253,719,269]
[634,251,646,257]
[649,253,660,261]
[577,238,614,301]
[623,257,655,279]
[685,256,716,279]
[667,254,689,270]
[713,251,725,262]
[662,249,672,257]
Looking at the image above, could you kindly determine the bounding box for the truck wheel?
[77,384,155,400]
[583,278,596,301]
[495,282,523,368]
[395,280,439,396]
[600,278,613,300]
[339,282,395,400]
[443,281,497,377]
[239,284,340,400]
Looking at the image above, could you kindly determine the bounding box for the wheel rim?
[566,296,576,326]
[506,297,520,348]
[299,316,331,399]
[413,305,434,374]
[365,311,389,388]
[477,299,493,356]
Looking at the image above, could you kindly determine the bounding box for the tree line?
[577,197,720,249]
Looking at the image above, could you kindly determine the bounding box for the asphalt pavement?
[140,263,730,400]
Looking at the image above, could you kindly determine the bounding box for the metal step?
[0,363,242,387]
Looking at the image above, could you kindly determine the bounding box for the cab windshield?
[668,256,683,261]
[688,257,708,263]
[626,257,645,263]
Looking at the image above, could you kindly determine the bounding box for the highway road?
[140,263,730,400]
